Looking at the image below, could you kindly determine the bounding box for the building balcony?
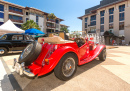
[47,19,55,23]
[9,10,23,15]
[47,25,55,29]
[10,19,23,23]
[88,31,96,33]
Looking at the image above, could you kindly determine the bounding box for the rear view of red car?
[13,35,106,81]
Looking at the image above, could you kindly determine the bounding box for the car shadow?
[11,58,103,91]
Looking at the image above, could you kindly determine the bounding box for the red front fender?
[38,46,80,76]
[79,45,106,65]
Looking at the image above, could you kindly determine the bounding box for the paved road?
[0,47,130,91]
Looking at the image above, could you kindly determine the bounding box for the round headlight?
[20,43,33,59]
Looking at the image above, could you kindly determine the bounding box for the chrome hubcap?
[0,49,5,54]
[62,58,75,77]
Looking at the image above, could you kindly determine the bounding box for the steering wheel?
[74,38,86,47]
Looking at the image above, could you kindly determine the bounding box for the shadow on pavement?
[0,75,14,91]
[12,59,103,91]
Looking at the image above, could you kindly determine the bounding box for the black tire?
[18,41,42,66]
[99,48,106,61]
[0,47,8,56]
[54,53,78,81]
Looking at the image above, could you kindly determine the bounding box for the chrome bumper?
[13,58,35,78]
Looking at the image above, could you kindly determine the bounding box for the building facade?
[0,0,64,34]
[79,0,130,45]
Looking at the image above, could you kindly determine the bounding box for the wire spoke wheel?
[54,53,78,81]
[62,58,75,77]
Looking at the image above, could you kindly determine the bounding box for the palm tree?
[60,26,69,33]
[47,13,56,32]
[21,20,41,30]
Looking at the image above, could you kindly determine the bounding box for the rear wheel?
[54,53,78,81]
[99,48,106,61]
[0,47,8,56]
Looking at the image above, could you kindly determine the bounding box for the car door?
[11,35,24,51]
[78,42,89,61]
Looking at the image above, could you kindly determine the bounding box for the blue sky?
[5,0,101,32]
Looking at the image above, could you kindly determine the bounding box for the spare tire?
[18,41,42,66]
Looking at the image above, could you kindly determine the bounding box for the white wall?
[39,16,44,32]
[29,14,36,22]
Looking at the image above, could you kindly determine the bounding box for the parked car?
[13,35,106,81]
[0,33,34,56]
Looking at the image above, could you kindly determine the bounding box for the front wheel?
[0,47,8,56]
[54,53,78,81]
[99,48,106,61]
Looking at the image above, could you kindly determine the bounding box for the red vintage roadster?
[13,35,106,81]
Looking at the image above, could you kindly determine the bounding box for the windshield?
[0,34,7,40]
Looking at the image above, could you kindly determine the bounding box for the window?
[12,35,23,40]
[119,13,124,21]
[56,24,59,28]
[0,34,7,40]
[119,22,124,30]
[9,6,12,10]
[85,17,88,22]
[91,15,96,21]
[109,8,114,14]
[119,4,125,12]
[16,8,18,11]
[0,12,4,18]
[26,12,29,15]
[109,24,113,29]
[26,18,29,21]
[9,15,12,19]
[24,35,33,40]
[0,22,3,25]
[109,15,113,23]
[15,24,21,28]
[90,21,96,26]
[100,17,104,24]
[100,10,105,16]
[9,6,22,13]
[19,17,22,20]
[85,29,87,33]
[100,25,104,32]
[0,4,4,11]
[56,19,59,23]
[19,9,22,13]
[36,16,39,25]
[85,23,87,28]
[9,15,22,20]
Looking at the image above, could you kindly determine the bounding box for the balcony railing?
[10,19,23,23]
[47,25,55,28]
[88,31,96,33]
[47,19,55,22]
[9,10,23,15]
